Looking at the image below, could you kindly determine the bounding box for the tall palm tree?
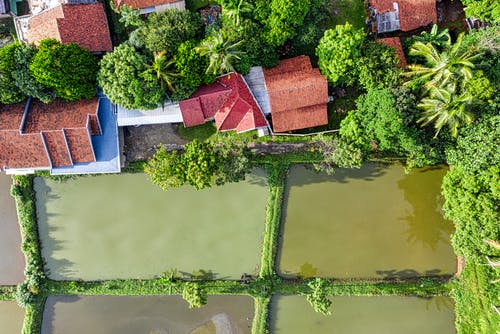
[195,30,245,75]
[413,24,451,49]
[221,0,253,26]
[417,84,475,138]
[405,32,482,91]
[143,50,178,92]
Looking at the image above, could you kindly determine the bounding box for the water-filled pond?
[35,171,268,280]
[0,173,25,284]
[279,163,456,279]
[42,295,254,334]
[271,295,455,333]
[0,300,25,333]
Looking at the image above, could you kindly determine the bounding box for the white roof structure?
[244,66,272,115]
[116,102,183,127]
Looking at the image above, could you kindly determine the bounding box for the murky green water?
[271,295,455,333]
[35,172,268,280]
[0,300,25,333]
[42,295,253,334]
[279,164,456,279]
[0,174,25,284]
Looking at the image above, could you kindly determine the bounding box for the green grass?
[328,0,366,30]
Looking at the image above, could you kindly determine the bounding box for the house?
[246,56,328,133]
[179,73,268,134]
[378,37,407,67]
[14,1,112,53]
[0,96,120,175]
[370,0,437,33]
[112,0,185,14]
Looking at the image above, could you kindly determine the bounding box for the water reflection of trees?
[397,166,454,250]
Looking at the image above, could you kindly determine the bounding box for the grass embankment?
[452,262,499,333]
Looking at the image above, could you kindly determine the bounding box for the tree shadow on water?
[41,295,81,334]
[396,166,454,250]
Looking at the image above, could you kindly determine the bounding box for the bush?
[304,278,332,315]
[30,39,98,101]
[316,23,365,86]
[182,282,207,308]
[15,283,35,307]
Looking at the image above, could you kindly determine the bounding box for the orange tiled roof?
[113,0,178,9]
[263,56,328,132]
[371,0,437,32]
[0,98,100,171]
[378,37,407,68]
[27,3,112,52]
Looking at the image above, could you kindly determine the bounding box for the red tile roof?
[112,0,179,10]
[27,3,112,52]
[263,56,328,132]
[378,37,407,67]
[180,73,268,133]
[371,0,437,32]
[0,98,100,171]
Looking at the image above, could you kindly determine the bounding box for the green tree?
[0,43,25,104]
[141,10,204,56]
[196,29,245,75]
[262,0,311,47]
[417,84,475,137]
[143,50,178,93]
[442,165,500,260]
[357,41,401,90]
[304,278,332,315]
[145,140,218,191]
[465,70,497,101]
[11,43,55,103]
[221,0,253,26]
[316,23,365,86]
[214,143,252,186]
[98,44,164,110]
[413,24,451,49]
[117,4,142,29]
[461,0,500,23]
[182,282,207,308]
[174,40,215,95]
[446,115,500,172]
[30,39,98,101]
[405,32,482,91]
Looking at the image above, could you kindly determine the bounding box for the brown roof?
[0,98,100,171]
[112,0,178,10]
[263,56,328,132]
[378,37,407,67]
[27,3,112,52]
[371,0,437,31]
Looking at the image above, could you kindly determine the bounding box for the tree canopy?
[316,23,365,86]
[98,44,164,110]
[0,43,25,104]
[140,9,204,56]
[30,39,98,101]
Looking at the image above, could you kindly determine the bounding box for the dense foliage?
[140,10,204,56]
[182,282,207,308]
[12,43,55,103]
[316,23,365,86]
[98,44,164,110]
[30,39,98,101]
[305,278,333,315]
[0,43,25,104]
[461,0,500,23]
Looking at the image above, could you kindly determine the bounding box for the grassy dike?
[9,157,453,334]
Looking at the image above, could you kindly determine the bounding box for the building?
[378,37,407,67]
[0,97,120,175]
[246,56,328,133]
[180,73,268,134]
[112,0,185,14]
[370,0,437,33]
[15,1,112,53]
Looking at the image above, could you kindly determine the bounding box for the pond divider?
[8,159,455,334]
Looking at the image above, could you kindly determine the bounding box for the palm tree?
[195,30,245,75]
[405,32,482,91]
[417,84,475,137]
[413,24,450,49]
[143,50,178,92]
[221,0,253,26]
